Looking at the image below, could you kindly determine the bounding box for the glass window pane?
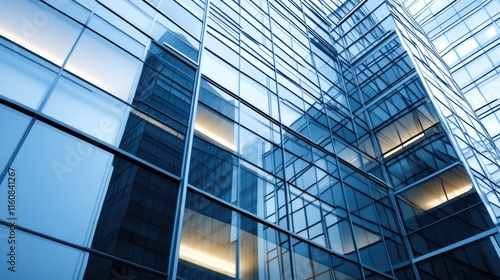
[65,29,142,102]
[292,239,332,280]
[0,40,57,109]
[195,104,238,152]
[240,215,291,280]
[0,226,168,279]
[398,166,473,215]
[0,105,31,172]
[239,162,288,228]
[0,121,114,246]
[42,74,128,146]
[83,253,167,279]
[201,51,239,94]
[87,11,146,57]
[289,186,326,246]
[123,43,195,175]
[189,134,238,202]
[43,0,91,24]
[0,121,179,271]
[240,127,280,174]
[89,157,179,271]
[353,223,391,274]
[199,78,239,122]
[377,104,438,157]
[152,16,200,61]
[240,104,281,144]
[160,0,203,39]
[0,0,83,66]
[0,227,87,279]
[416,236,500,279]
[240,74,270,115]
[178,191,237,279]
[323,207,358,260]
[97,0,153,33]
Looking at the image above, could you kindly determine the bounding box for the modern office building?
[0,0,499,279]
[403,0,500,151]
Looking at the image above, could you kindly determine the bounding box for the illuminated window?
[179,208,237,277]
[398,166,473,212]
[377,104,439,157]
[179,193,292,279]
[0,0,82,66]
[194,104,237,151]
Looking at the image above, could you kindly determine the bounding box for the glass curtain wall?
[0,0,499,279]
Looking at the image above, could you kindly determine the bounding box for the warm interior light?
[401,166,473,211]
[402,131,425,147]
[179,209,237,277]
[445,182,473,200]
[378,105,438,158]
[195,105,236,151]
[64,66,109,96]
[132,109,185,139]
[195,124,237,151]
[423,195,447,210]
[384,132,425,158]
[424,182,472,210]
[0,28,63,65]
[179,245,236,277]
[384,145,403,158]
[0,25,128,100]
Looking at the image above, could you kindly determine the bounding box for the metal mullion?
[165,0,211,277]
[265,1,297,277]
[0,3,94,185]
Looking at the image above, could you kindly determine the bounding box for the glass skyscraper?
[0,0,498,279]
[404,0,500,149]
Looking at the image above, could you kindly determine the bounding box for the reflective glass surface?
[0,226,88,279]
[416,236,500,279]
[0,39,57,109]
[65,29,142,102]
[42,74,128,146]
[0,225,167,280]
[0,121,114,246]
[0,105,31,171]
[0,0,499,279]
[0,120,179,272]
[0,0,83,66]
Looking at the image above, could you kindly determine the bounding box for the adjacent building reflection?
[83,37,195,278]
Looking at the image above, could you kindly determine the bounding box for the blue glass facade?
[0,0,498,279]
[404,0,500,149]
